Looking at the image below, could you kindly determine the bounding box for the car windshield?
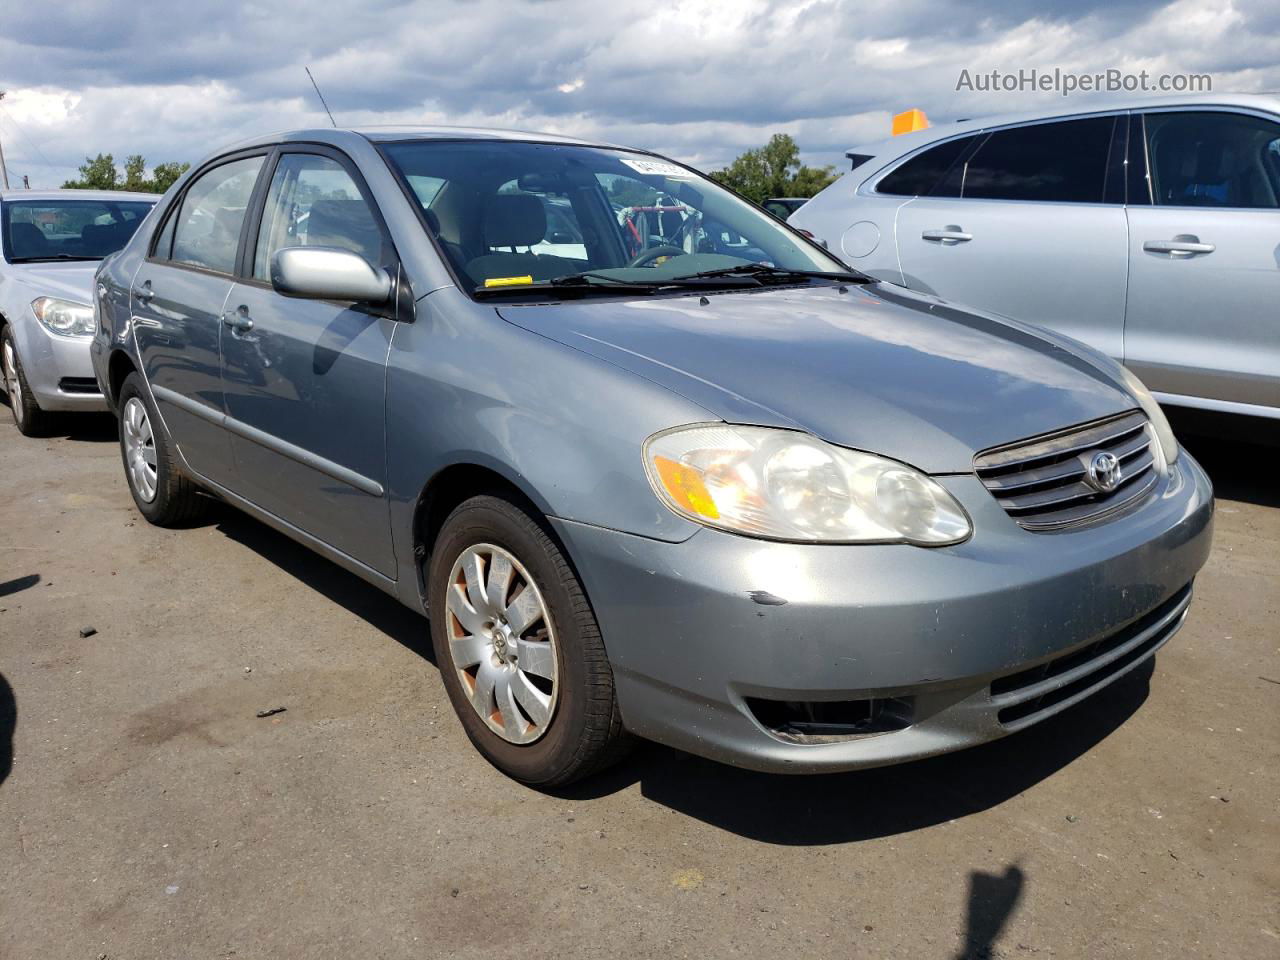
[381,140,848,296]
[2,198,154,263]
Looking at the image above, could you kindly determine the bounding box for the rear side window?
[252,153,386,281]
[944,117,1115,203]
[1142,111,1280,209]
[877,136,975,196]
[168,156,264,274]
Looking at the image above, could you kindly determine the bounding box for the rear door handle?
[1143,235,1215,258]
[922,227,972,245]
[135,280,155,303]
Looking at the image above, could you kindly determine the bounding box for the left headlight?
[1115,364,1179,468]
[32,297,95,338]
[644,424,972,545]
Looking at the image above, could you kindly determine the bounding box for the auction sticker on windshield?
[620,158,693,179]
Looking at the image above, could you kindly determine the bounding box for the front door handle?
[222,308,254,333]
[1143,235,1215,258]
[922,226,973,245]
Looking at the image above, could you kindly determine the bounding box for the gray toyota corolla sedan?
[92,127,1213,786]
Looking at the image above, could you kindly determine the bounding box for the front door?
[895,114,1129,359]
[1124,109,1280,412]
[130,154,266,485]
[220,149,398,576]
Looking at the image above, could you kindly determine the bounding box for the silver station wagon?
[93,127,1213,785]
[791,93,1280,421]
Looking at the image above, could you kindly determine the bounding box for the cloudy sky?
[1,0,1277,188]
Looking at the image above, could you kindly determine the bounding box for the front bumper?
[17,319,107,412]
[552,455,1214,773]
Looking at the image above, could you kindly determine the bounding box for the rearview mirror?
[270,246,392,304]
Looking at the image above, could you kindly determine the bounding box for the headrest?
[306,198,382,262]
[484,194,546,248]
[9,222,49,253]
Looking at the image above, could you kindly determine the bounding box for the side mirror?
[270,246,392,304]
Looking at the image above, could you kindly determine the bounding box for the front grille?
[974,411,1159,531]
[991,583,1192,731]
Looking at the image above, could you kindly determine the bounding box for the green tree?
[149,162,190,194]
[63,153,120,190]
[62,154,190,194]
[710,134,838,204]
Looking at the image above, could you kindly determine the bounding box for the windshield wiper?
[551,271,763,290]
[679,263,871,284]
[474,272,764,299]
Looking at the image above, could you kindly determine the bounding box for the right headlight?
[1116,365,1179,469]
[32,297,95,338]
[644,424,971,545]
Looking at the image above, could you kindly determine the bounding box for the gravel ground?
[1,409,1276,959]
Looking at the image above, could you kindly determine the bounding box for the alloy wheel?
[3,339,23,425]
[122,396,158,502]
[445,543,559,745]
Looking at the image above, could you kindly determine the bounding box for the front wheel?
[2,326,52,437]
[117,372,208,526]
[428,494,629,786]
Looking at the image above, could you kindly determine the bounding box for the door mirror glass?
[270,246,392,303]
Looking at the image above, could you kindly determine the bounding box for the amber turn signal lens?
[652,455,720,519]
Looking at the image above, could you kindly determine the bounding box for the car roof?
[846,92,1280,160]
[0,188,159,203]
[215,125,632,156]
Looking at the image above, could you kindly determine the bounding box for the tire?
[428,494,630,786]
[2,325,53,437]
[117,372,208,526]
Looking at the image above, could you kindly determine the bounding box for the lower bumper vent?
[746,695,914,744]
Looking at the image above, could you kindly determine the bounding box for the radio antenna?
[305,67,337,128]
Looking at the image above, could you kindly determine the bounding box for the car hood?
[497,282,1138,473]
[3,261,100,304]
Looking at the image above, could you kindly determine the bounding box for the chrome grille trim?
[974,411,1159,531]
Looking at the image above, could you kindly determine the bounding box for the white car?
[1,189,156,435]
[791,93,1280,420]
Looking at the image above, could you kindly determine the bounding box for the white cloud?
[0,0,1276,187]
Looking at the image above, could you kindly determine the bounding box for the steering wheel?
[627,245,686,268]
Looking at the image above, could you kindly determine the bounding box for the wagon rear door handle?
[922,227,973,245]
[1143,235,1215,258]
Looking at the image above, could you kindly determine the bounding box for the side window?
[253,154,386,281]
[946,117,1115,203]
[1143,111,1280,209]
[876,136,976,196]
[169,156,264,273]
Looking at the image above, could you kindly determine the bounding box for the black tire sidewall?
[3,326,47,436]
[428,497,600,785]
[117,373,177,522]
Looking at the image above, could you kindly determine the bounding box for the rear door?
[893,115,1129,357]
[219,147,399,576]
[131,153,267,485]
[1124,109,1280,412]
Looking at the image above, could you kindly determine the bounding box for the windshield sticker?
[620,158,693,179]
[484,275,534,288]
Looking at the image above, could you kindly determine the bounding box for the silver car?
[791,93,1280,421]
[93,128,1212,785]
[1,189,156,434]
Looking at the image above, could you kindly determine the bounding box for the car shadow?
[0,672,15,788]
[212,506,434,664]
[1168,409,1279,507]
[555,658,1154,844]
[205,495,1157,844]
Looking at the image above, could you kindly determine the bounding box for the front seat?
[8,222,49,257]
[465,194,578,284]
